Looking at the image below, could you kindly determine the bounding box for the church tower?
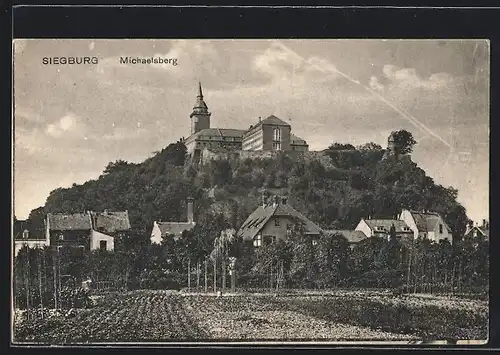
[190,82,211,134]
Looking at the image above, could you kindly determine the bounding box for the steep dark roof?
[47,213,91,231]
[186,128,245,142]
[47,211,131,233]
[465,225,489,238]
[244,115,291,135]
[13,220,28,240]
[91,211,131,233]
[237,202,322,240]
[324,230,368,244]
[478,226,490,238]
[363,219,413,233]
[259,115,290,127]
[290,134,308,145]
[156,222,196,237]
[408,210,451,233]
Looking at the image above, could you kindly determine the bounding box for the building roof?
[47,213,91,231]
[290,134,308,145]
[259,115,291,127]
[155,221,196,237]
[13,220,46,241]
[47,211,131,233]
[185,128,246,142]
[407,210,451,233]
[90,211,131,233]
[465,225,489,238]
[190,82,210,117]
[244,115,291,135]
[13,220,28,240]
[237,201,322,240]
[324,230,368,244]
[363,219,413,233]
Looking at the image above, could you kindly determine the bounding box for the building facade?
[464,219,489,241]
[354,218,414,241]
[46,210,131,252]
[184,83,309,158]
[150,198,196,244]
[13,220,50,257]
[237,194,322,248]
[398,209,452,244]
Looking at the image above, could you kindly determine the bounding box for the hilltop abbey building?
[184,83,309,159]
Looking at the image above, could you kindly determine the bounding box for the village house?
[46,210,131,252]
[398,209,452,244]
[13,219,50,257]
[323,230,368,249]
[464,219,489,241]
[183,82,309,160]
[354,218,414,241]
[237,194,322,247]
[150,198,196,244]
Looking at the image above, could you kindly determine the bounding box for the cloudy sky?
[13,39,489,222]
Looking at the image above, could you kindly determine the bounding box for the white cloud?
[45,113,87,138]
[253,42,341,83]
[381,64,454,90]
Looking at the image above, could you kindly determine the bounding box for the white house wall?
[150,222,162,245]
[354,219,373,238]
[14,241,48,257]
[430,219,453,244]
[399,210,419,240]
[90,230,114,251]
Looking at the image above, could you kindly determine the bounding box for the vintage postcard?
[12,39,489,345]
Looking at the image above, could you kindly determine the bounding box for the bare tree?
[210,229,236,293]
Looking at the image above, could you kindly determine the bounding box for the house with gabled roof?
[237,194,322,248]
[464,219,489,241]
[398,209,452,244]
[324,230,368,248]
[13,219,50,257]
[354,218,414,241]
[150,198,196,244]
[46,210,131,252]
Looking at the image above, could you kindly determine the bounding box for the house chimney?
[282,196,288,204]
[187,197,194,223]
[104,209,108,215]
[262,190,269,207]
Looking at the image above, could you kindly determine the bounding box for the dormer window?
[375,226,385,232]
[403,227,411,232]
[58,234,64,241]
[22,229,29,239]
[275,218,280,227]
[473,230,478,238]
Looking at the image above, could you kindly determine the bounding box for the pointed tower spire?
[190,81,211,134]
[197,81,203,98]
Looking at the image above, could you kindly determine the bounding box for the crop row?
[182,295,416,341]
[14,292,207,344]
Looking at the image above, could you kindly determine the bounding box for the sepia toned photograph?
[12,39,489,345]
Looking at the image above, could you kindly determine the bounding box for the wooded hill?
[25,131,469,243]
